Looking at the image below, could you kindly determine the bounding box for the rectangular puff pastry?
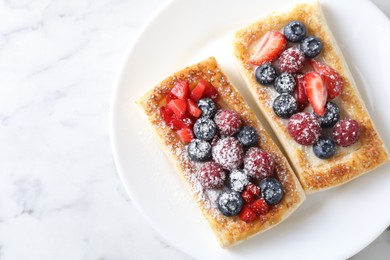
[137,57,305,247]
[233,2,389,193]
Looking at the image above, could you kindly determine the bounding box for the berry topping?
[288,112,321,145]
[237,126,259,147]
[198,161,226,189]
[214,109,242,136]
[310,59,343,100]
[239,206,257,223]
[176,127,193,144]
[203,84,218,100]
[228,169,250,192]
[197,98,217,118]
[272,93,298,119]
[169,117,189,130]
[259,177,284,206]
[171,80,189,100]
[167,99,187,118]
[278,47,305,73]
[165,93,176,104]
[304,72,327,116]
[190,79,208,102]
[283,20,307,43]
[193,117,217,141]
[244,147,275,180]
[160,106,173,124]
[319,102,340,128]
[241,183,261,204]
[187,139,212,162]
[217,190,243,217]
[249,198,269,215]
[313,137,336,159]
[212,137,244,171]
[255,63,277,85]
[300,35,323,58]
[333,119,361,147]
[274,73,296,94]
[250,31,287,65]
[295,74,309,112]
[186,99,202,118]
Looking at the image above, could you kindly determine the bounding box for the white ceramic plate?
[110,0,390,259]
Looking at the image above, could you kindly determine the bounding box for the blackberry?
[197,98,217,118]
[300,36,323,58]
[283,20,307,42]
[217,190,243,217]
[259,177,284,206]
[272,94,298,119]
[237,126,258,147]
[187,139,212,162]
[319,102,340,128]
[313,137,336,159]
[255,63,277,85]
[193,117,216,141]
[274,73,296,94]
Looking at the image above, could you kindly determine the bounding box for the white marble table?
[0,0,389,259]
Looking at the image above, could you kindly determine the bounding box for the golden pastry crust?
[137,57,305,248]
[233,2,389,193]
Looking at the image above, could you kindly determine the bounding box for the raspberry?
[333,119,361,147]
[197,162,226,189]
[241,190,256,204]
[249,198,269,215]
[241,184,260,204]
[212,137,244,171]
[278,47,305,73]
[243,147,275,180]
[214,109,242,136]
[288,112,321,145]
[239,206,257,223]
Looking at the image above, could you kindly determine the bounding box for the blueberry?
[313,137,336,159]
[217,190,243,217]
[300,36,323,58]
[319,102,340,128]
[197,98,217,118]
[255,63,277,85]
[259,177,284,206]
[228,169,250,192]
[272,94,298,119]
[283,20,307,42]
[187,139,212,162]
[193,117,216,141]
[274,73,296,94]
[237,126,258,147]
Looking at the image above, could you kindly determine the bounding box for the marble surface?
[0,0,389,259]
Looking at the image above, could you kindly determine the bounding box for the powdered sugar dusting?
[212,137,244,170]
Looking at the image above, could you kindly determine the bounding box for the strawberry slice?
[295,74,309,112]
[187,99,202,118]
[249,198,269,215]
[171,80,190,100]
[177,127,193,144]
[167,99,187,118]
[190,79,209,101]
[250,31,287,65]
[310,59,343,99]
[165,93,176,104]
[203,84,218,100]
[239,206,257,223]
[159,106,173,124]
[169,118,187,130]
[304,72,328,116]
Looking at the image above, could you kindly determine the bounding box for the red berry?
[186,99,202,118]
[304,72,327,116]
[212,137,244,171]
[241,190,256,204]
[159,106,173,124]
[190,79,209,101]
[171,80,189,100]
[168,99,187,118]
[278,47,305,73]
[214,109,242,136]
[249,198,269,215]
[310,59,343,100]
[288,112,321,145]
[245,183,260,197]
[197,161,226,189]
[165,93,176,104]
[239,206,257,223]
[333,119,361,147]
[177,127,193,144]
[203,84,218,100]
[243,147,274,180]
[250,31,287,65]
[295,74,309,112]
